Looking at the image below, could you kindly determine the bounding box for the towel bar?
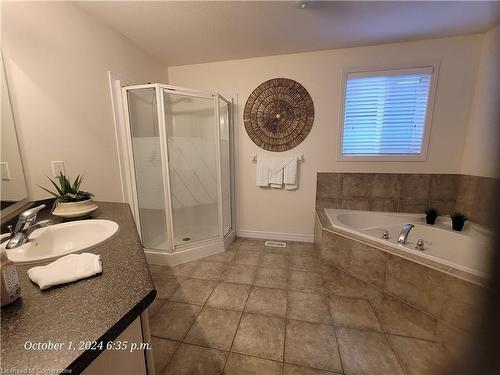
[252,154,304,162]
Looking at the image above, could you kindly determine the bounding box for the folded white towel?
[27,253,102,290]
[256,156,272,187]
[284,156,298,190]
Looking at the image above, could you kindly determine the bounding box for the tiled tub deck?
[147,238,464,375]
[315,210,486,348]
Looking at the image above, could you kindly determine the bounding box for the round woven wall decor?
[243,78,314,152]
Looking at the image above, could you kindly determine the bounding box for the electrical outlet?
[51,161,65,177]
[0,162,11,180]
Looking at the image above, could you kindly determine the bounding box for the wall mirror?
[1,52,29,219]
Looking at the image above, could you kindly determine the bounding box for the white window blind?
[341,68,433,156]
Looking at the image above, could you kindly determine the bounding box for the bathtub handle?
[415,239,425,251]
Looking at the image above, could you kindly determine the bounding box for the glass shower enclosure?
[121,84,234,262]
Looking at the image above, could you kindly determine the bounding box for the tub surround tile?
[184,307,241,350]
[232,313,286,361]
[329,296,382,332]
[429,174,460,202]
[169,278,218,305]
[316,198,343,210]
[317,173,343,198]
[439,276,485,331]
[150,301,201,340]
[400,174,431,200]
[369,198,398,212]
[287,291,333,325]
[342,174,374,198]
[285,320,342,372]
[151,337,179,374]
[374,294,437,341]
[205,282,251,311]
[224,353,283,375]
[455,175,480,218]
[322,264,384,308]
[384,255,447,317]
[336,327,405,375]
[371,174,401,198]
[341,198,370,210]
[316,172,497,227]
[245,286,288,318]
[398,199,428,213]
[320,231,349,270]
[474,177,498,225]
[164,343,227,375]
[347,241,387,288]
[388,335,451,375]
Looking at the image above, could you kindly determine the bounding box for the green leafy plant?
[450,211,467,231]
[425,208,439,225]
[40,173,94,203]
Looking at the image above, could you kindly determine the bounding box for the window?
[340,67,435,159]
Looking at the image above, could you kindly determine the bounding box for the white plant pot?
[52,199,98,219]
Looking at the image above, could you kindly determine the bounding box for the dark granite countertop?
[0,201,156,374]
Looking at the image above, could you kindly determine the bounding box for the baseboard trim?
[144,240,225,266]
[236,229,314,243]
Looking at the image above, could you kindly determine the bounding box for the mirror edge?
[1,50,31,224]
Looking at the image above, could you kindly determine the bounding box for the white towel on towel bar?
[256,155,299,189]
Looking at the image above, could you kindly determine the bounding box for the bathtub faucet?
[397,224,415,245]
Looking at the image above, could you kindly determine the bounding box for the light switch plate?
[0,162,11,180]
[51,161,65,177]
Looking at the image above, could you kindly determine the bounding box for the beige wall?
[461,25,500,178]
[1,1,168,201]
[168,35,482,237]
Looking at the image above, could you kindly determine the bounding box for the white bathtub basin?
[324,209,492,278]
[1,220,119,264]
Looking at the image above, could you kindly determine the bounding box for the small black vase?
[426,214,437,225]
[452,220,465,231]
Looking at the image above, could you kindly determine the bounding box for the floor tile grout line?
[222,275,256,373]
[161,273,222,373]
[322,270,346,375]
[368,298,409,375]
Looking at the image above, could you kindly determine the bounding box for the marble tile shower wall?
[316,173,498,226]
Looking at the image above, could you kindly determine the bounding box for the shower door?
[162,89,220,246]
[125,87,172,251]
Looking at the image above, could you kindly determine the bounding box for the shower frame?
[118,83,235,265]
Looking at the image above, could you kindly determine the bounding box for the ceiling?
[77,1,500,67]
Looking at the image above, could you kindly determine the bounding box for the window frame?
[337,63,440,162]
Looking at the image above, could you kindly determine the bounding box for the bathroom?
[1,1,499,374]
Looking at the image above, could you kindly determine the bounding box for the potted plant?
[425,208,439,225]
[450,212,467,231]
[40,173,97,218]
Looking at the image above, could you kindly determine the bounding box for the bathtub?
[324,208,492,278]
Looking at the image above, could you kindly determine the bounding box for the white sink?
[1,220,119,264]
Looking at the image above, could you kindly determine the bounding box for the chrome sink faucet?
[397,224,415,245]
[5,204,53,249]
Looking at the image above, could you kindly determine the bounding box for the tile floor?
[148,238,454,375]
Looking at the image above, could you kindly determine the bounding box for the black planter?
[426,215,437,225]
[452,221,465,231]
